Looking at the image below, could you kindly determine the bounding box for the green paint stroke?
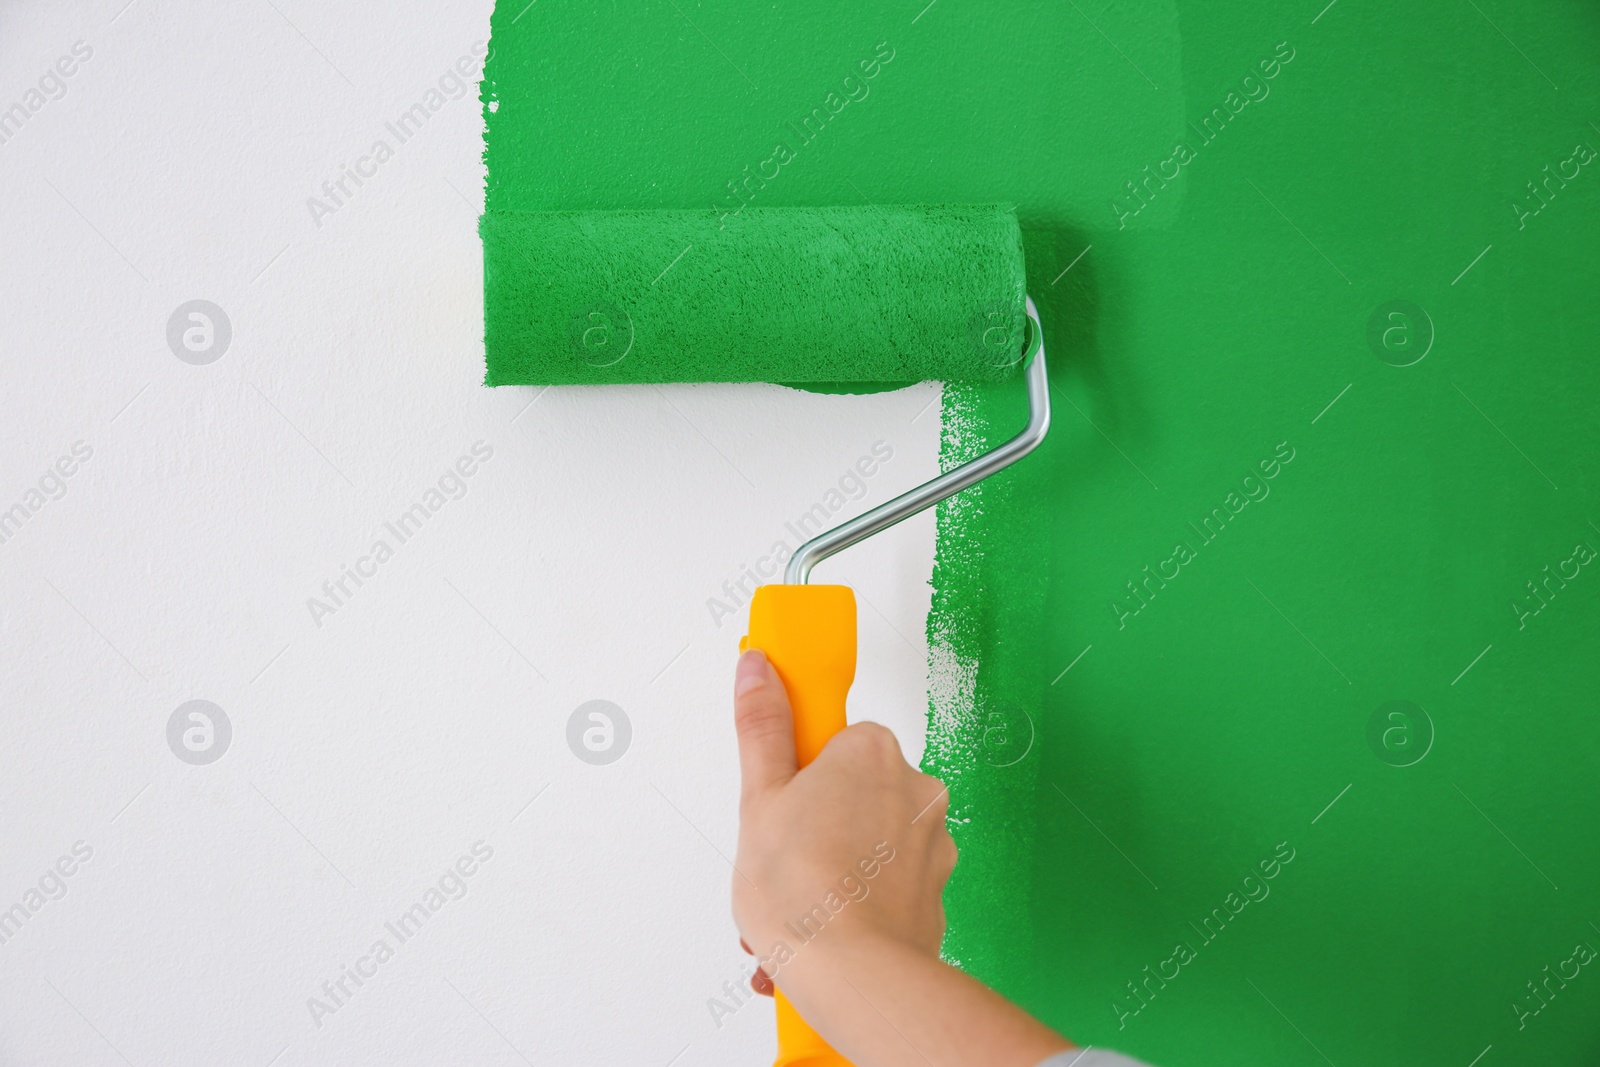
[927,374,1045,977]
[484,1,1600,1063]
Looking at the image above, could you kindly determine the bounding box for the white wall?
[0,3,939,1063]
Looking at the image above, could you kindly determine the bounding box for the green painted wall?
[484,2,1600,1062]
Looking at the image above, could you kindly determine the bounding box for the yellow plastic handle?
[742,583,858,1067]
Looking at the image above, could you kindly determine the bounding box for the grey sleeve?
[1035,1049,1154,1067]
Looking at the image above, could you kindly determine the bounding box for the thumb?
[733,649,797,799]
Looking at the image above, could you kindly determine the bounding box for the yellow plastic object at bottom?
[741,583,858,1067]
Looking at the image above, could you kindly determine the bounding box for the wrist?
[771,928,1073,1067]
[772,921,927,1010]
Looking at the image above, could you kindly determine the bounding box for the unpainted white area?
[0,4,941,1064]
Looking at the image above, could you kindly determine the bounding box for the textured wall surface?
[479,0,1600,1063]
[0,4,939,1065]
[6,1,1600,1065]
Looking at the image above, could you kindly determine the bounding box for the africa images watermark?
[714,40,896,227]
[0,841,95,949]
[306,841,494,1029]
[1113,841,1296,1029]
[305,441,493,628]
[0,440,94,550]
[306,41,488,228]
[1111,40,1296,229]
[1511,534,1595,631]
[1511,139,1596,230]
[1513,934,1597,1031]
[0,40,94,148]
[706,841,897,1029]
[1111,441,1296,629]
[706,440,895,628]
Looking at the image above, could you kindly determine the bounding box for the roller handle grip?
[742,583,858,1067]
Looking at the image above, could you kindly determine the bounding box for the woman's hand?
[730,648,955,968]
[727,647,1073,1067]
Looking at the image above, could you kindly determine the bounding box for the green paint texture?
[481,205,1027,384]
[483,2,1600,1063]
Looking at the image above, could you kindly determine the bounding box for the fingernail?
[751,966,774,997]
[735,649,769,697]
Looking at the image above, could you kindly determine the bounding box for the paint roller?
[481,203,1051,1067]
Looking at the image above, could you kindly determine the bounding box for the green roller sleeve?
[480,204,1028,385]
